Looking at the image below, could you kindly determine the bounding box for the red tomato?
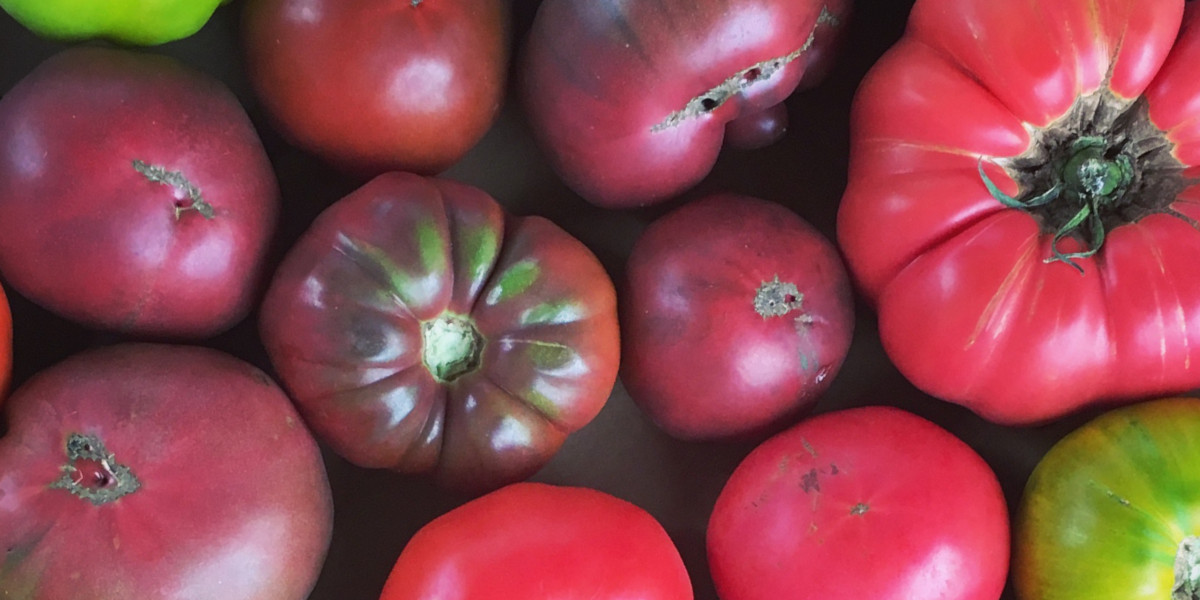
[0,282,10,400]
[259,172,620,492]
[838,0,1200,423]
[520,0,850,208]
[242,0,509,175]
[378,482,692,600]
[0,47,278,338]
[621,194,854,439]
[708,406,1009,600]
[0,344,333,600]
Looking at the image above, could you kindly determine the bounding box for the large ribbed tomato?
[839,0,1200,424]
[259,172,619,493]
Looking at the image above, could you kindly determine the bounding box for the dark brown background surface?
[0,2,1102,599]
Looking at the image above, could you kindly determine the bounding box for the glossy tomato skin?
[0,47,278,338]
[838,0,1200,424]
[708,406,1009,600]
[0,344,333,600]
[259,172,619,493]
[621,194,854,439]
[378,482,692,600]
[0,282,10,400]
[0,0,226,44]
[1015,397,1200,599]
[242,0,509,176]
[521,0,850,208]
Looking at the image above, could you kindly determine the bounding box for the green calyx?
[980,137,1134,274]
[422,313,484,383]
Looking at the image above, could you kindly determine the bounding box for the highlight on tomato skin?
[377,482,693,600]
[259,172,620,494]
[621,193,855,441]
[0,45,279,339]
[0,343,334,600]
[836,0,1200,425]
[520,0,851,209]
[241,0,510,177]
[707,405,1010,600]
[1014,397,1200,600]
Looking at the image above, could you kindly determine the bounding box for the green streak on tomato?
[521,301,582,326]
[526,341,573,371]
[488,260,540,305]
[415,218,447,273]
[1015,397,1200,600]
[460,225,500,288]
[338,235,425,309]
[0,0,228,45]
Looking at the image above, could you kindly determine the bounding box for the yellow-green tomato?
[1015,397,1200,599]
[0,0,228,45]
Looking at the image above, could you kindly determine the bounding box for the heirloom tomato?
[0,0,226,45]
[839,0,1200,424]
[378,482,692,600]
[621,194,854,440]
[242,0,509,175]
[0,344,333,600]
[708,406,1009,600]
[259,172,619,493]
[521,0,849,208]
[1014,397,1200,600]
[0,47,278,338]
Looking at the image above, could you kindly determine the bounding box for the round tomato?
[708,406,1009,600]
[0,344,333,600]
[378,482,692,600]
[621,194,854,440]
[838,0,1200,424]
[0,282,10,400]
[259,172,620,493]
[242,0,509,175]
[0,47,278,338]
[1015,397,1200,599]
[520,0,849,208]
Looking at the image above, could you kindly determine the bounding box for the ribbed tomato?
[839,0,1200,423]
[259,172,619,493]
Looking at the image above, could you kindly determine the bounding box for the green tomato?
[0,0,228,45]
[1015,397,1200,599]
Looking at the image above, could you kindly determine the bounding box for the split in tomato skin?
[0,46,279,338]
[259,172,620,493]
[621,194,854,440]
[837,0,1200,424]
[378,482,693,600]
[521,0,850,208]
[1015,397,1200,600]
[708,405,1010,600]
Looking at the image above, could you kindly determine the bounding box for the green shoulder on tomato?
[1,0,228,45]
[1015,397,1200,599]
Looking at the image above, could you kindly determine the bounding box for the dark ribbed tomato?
[259,172,619,492]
